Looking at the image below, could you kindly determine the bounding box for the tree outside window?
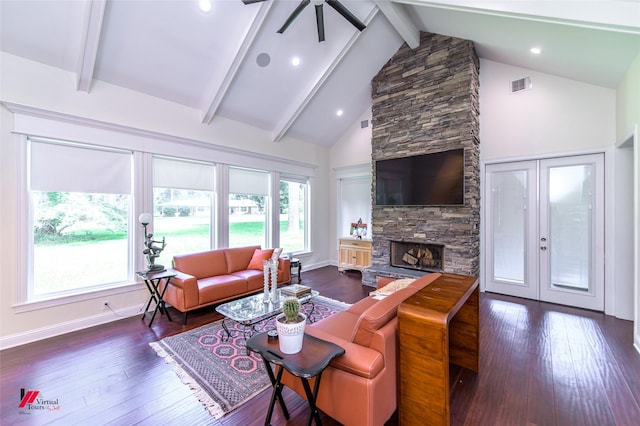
[279,177,307,254]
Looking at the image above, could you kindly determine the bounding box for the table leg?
[144,277,173,327]
[263,363,290,424]
[156,277,173,322]
[301,374,323,426]
[304,300,317,323]
[141,280,157,321]
[221,318,232,341]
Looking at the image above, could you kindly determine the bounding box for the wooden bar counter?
[398,273,479,426]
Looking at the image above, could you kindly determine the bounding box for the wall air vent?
[511,76,532,93]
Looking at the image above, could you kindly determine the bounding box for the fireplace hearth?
[390,241,444,272]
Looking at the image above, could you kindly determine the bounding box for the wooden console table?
[398,273,479,426]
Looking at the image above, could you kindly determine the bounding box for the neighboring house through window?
[228,167,269,248]
[152,156,215,268]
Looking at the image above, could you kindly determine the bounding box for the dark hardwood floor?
[1,266,639,425]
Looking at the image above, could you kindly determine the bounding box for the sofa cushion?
[247,248,275,270]
[198,275,247,304]
[351,286,420,347]
[345,296,378,316]
[231,269,264,291]
[311,309,361,342]
[225,246,260,273]
[173,250,228,279]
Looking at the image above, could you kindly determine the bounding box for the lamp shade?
[138,212,152,225]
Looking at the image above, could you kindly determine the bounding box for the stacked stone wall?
[364,32,480,286]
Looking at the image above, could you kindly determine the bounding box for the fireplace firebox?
[390,241,444,272]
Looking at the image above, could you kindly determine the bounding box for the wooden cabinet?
[338,238,372,272]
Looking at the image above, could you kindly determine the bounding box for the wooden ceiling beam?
[374,0,420,49]
[76,0,106,92]
[201,1,274,125]
[271,7,380,143]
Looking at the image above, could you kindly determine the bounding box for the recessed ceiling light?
[291,57,301,67]
[336,109,344,117]
[198,0,212,13]
[530,47,542,55]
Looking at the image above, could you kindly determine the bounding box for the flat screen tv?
[375,148,465,206]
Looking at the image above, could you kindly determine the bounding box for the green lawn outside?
[34,216,303,294]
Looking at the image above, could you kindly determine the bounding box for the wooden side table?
[398,273,479,426]
[246,332,345,426]
[289,257,302,283]
[137,269,176,327]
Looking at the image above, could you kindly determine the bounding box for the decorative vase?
[275,313,306,354]
[262,260,270,303]
[270,259,279,304]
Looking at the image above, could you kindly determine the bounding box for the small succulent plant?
[282,296,301,323]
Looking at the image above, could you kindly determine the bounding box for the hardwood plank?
[1,267,639,426]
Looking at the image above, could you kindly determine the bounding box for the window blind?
[153,157,215,191]
[30,139,132,194]
[229,167,269,196]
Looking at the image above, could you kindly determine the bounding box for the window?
[228,167,269,248]
[29,139,132,301]
[152,157,215,267]
[279,175,309,254]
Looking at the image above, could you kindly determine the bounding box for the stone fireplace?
[362,33,480,287]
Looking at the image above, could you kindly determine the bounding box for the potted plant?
[275,297,306,354]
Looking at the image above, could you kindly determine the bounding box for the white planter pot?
[275,313,306,354]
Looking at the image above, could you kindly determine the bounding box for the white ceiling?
[1,0,639,148]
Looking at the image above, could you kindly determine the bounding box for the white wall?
[615,53,640,350]
[479,59,615,161]
[329,108,373,263]
[0,53,332,348]
[478,59,634,319]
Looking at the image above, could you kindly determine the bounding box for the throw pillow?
[369,278,416,299]
[271,247,283,260]
[248,248,275,270]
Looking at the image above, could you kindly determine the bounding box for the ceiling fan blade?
[277,0,311,34]
[315,4,325,42]
[241,0,268,4]
[325,0,366,31]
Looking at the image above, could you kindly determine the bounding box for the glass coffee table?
[215,287,319,341]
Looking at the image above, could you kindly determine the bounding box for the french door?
[484,154,604,311]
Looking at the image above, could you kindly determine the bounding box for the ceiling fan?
[242,0,367,42]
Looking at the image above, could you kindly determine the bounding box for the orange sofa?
[281,272,441,426]
[164,246,291,323]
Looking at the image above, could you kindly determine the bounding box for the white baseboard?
[0,305,143,350]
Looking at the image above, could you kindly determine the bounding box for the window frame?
[278,174,310,255]
[8,107,316,312]
[152,155,217,264]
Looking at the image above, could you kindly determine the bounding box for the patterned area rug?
[149,295,350,419]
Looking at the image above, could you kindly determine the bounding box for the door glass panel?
[548,165,592,291]
[492,170,526,283]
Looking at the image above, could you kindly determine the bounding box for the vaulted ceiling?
[1,0,639,147]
